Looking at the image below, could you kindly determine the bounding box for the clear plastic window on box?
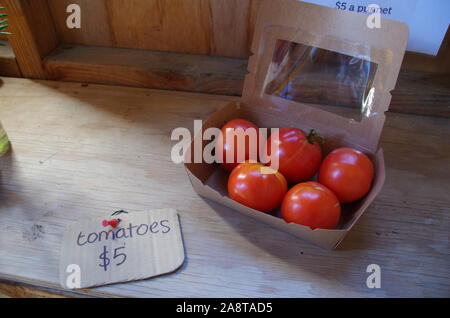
[265,40,378,122]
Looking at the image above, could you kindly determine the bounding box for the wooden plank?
[390,71,450,118]
[0,41,15,59]
[47,0,213,55]
[43,44,449,114]
[0,280,72,298]
[44,44,247,95]
[46,0,259,58]
[2,0,44,78]
[0,40,21,77]
[3,0,59,79]
[16,0,59,58]
[43,0,450,65]
[0,275,121,298]
[209,0,253,58]
[47,0,113,48]
[0,77,449,297]
[0,57,21,78]
[105,0,213,55]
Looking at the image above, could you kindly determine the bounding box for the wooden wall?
[27,0,450,72]
[47,0,261,59]
[0,0,448,105]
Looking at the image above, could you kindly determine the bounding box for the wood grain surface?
[0,280,74,298]
[2,0,58,78]
[44,0,450,70]
[0,41,21,77]
[1,0,449,101]
[0,77,449,298]
[46,0,260,59]
[42,44,450,115]
[390,71,450,118]
[44,44,247,96]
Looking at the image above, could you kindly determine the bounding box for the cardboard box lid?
[242,0,409,153]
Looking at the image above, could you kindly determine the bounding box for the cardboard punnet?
[184,0,408,249]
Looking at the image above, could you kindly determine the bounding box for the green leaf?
[0,6,9,37]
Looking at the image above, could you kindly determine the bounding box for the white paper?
[302,0,449,55]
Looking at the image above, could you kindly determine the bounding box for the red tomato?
[281,181,341,230]
[228,162,288,213]
[216,119,259,172]
[264,128,322,184]
[318,148,374,203]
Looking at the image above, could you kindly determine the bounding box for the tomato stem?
[307,129,324,145]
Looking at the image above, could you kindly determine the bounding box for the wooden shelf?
[0,40,21,77]
[391,71,450,118]
[44,44,247,96]
[40,44,450,117]
[0,77,449,297]
[0,41,15,59]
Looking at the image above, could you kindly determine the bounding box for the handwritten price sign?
[98,244,127,271]
[59,209,185,289]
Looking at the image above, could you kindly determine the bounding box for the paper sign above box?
[302,0,449,55]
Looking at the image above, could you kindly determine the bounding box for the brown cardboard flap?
[243,0,408,153]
